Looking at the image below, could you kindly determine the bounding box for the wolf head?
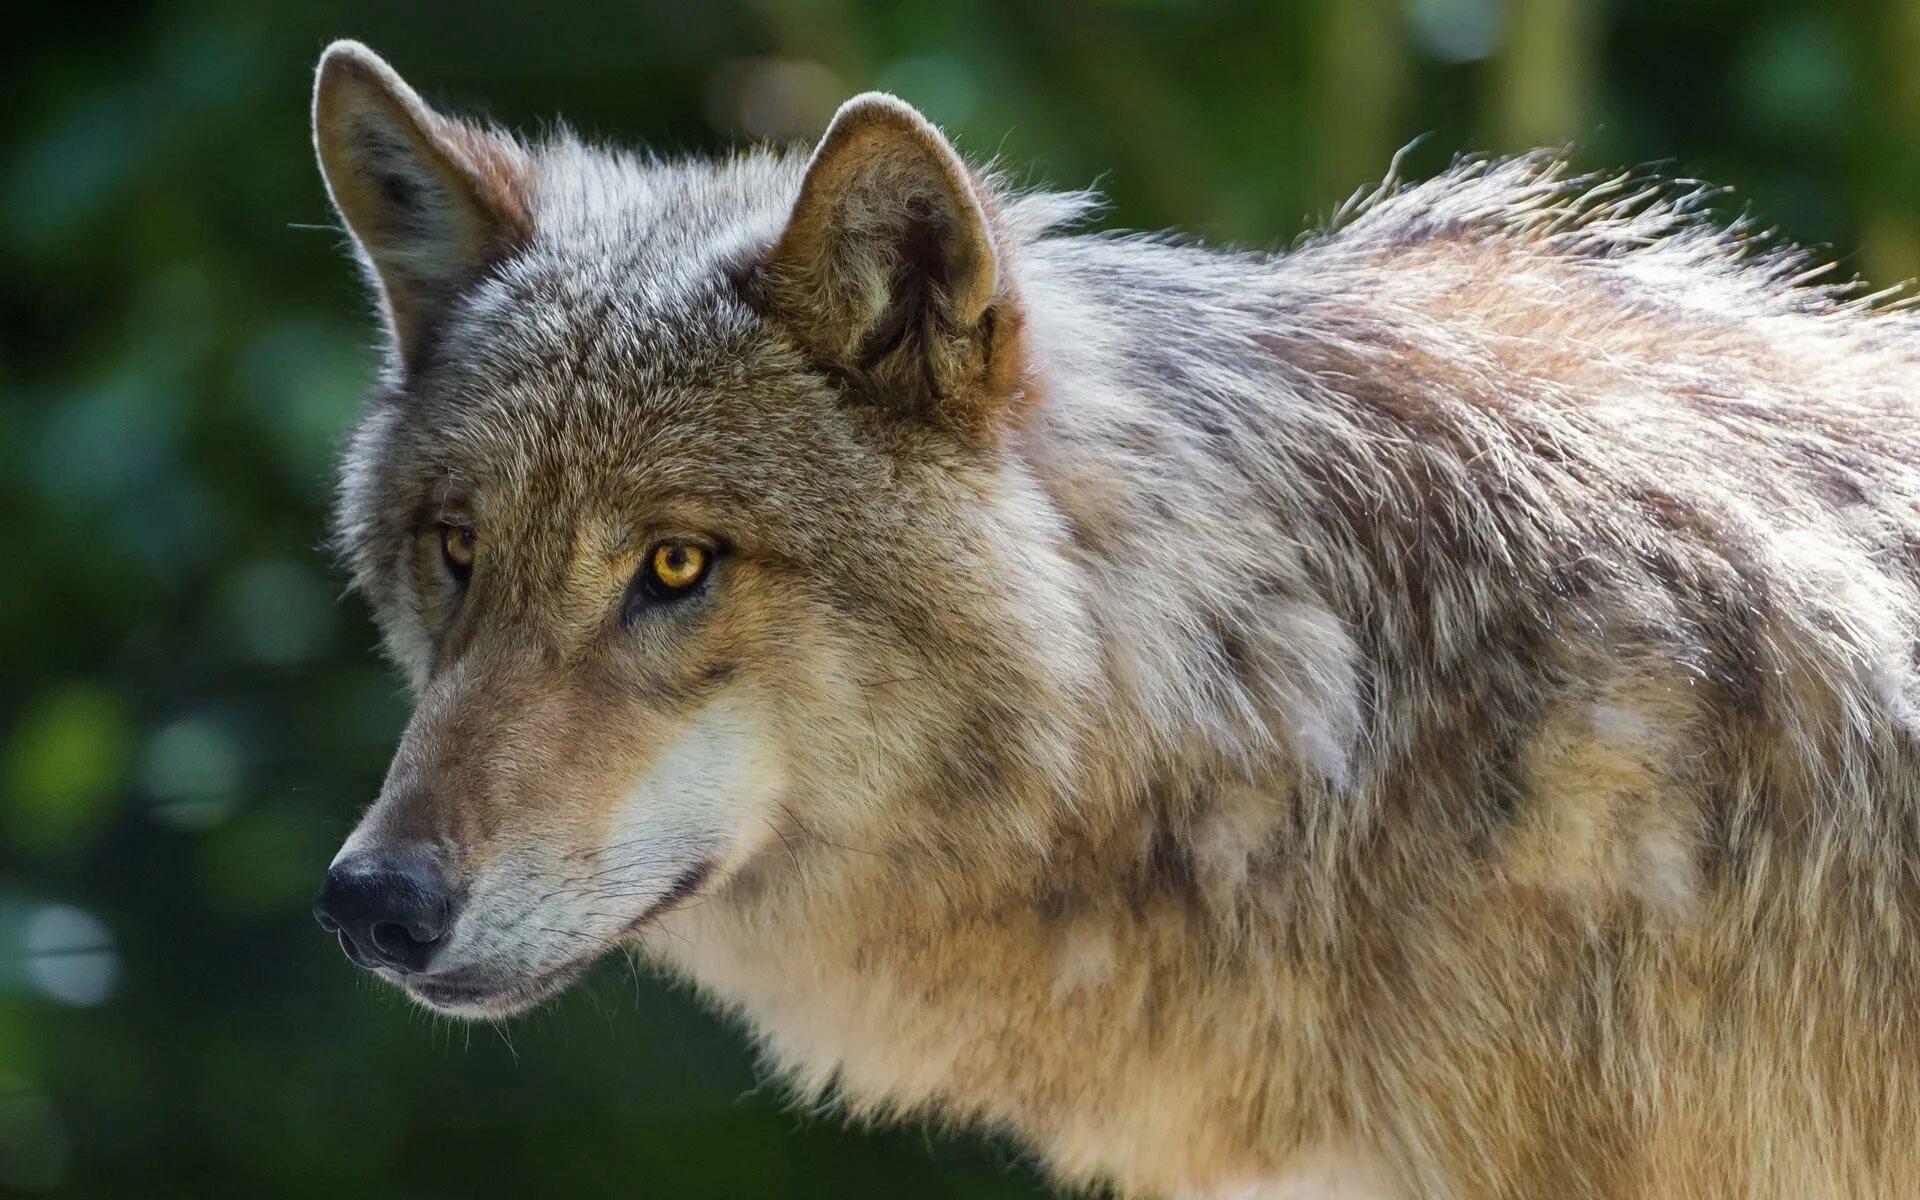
[308,42,1098,1016]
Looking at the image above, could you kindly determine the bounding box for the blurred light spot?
[32,330,214,582]
[215,559,336,666]
[0,1080,69,1193]
[705,59,842,140]
[875,56,980,127]
[22,905,118,1007]
[141,716,245,830]
[0,86,151,255]
[34,373,179,507]
[3,685,129,851]
[110,474,215,581]
[1735,15,1848,142]
[235,319,370,497]
[1406,0,1503,63]
[31,274,206,510]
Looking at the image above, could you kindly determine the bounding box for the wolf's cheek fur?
[584,693,789,916]
[424,691,787,995]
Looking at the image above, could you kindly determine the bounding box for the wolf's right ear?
[312,41,534,371]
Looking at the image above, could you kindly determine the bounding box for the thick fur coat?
[311,41,1920,1199]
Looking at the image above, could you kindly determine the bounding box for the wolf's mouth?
[399,859,716,1016]
[403,957,593,1015]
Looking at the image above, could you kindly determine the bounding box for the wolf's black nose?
[313,850,453,974]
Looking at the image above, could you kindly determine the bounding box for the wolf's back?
[1003,156,1920,1196]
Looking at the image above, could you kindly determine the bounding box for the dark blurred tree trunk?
[1491,0,1593,152]
[1853,0,1920,288]
[1308,0,1406,204]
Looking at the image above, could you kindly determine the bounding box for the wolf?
[306,39,1920,1199]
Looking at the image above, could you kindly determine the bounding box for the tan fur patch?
[1509,673,1701,914]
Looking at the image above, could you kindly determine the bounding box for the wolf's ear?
[761,94,1024,434]
[312,41,534,370]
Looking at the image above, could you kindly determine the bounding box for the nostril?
[370,919,430,960]
[336,929,376,970]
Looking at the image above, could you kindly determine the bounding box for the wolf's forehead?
[426,306,796,496]
[434,181,793,434]
[451,147,804,380]
[515,147,800,333]
[424,288,829,515]
[532,144,802,250]
[413,148,854,500]
[454,256,759,400]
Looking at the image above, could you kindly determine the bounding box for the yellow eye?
[441,524,476,574]
[649,541,709,592]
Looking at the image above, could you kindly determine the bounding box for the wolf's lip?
[403,958,589,1013]
[399,859,716,1014]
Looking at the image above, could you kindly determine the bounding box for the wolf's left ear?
[761,94,1025,435]
[312,41,534,371]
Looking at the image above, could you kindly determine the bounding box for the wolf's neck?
[1012,234,1372,795]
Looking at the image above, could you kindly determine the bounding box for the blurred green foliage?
[2,0,1916,1195]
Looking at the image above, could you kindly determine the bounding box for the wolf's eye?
[623,540,714,624]
[441,524,476,581]
[649,541,709,592]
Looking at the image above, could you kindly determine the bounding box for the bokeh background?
[3,0,1917,1195]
